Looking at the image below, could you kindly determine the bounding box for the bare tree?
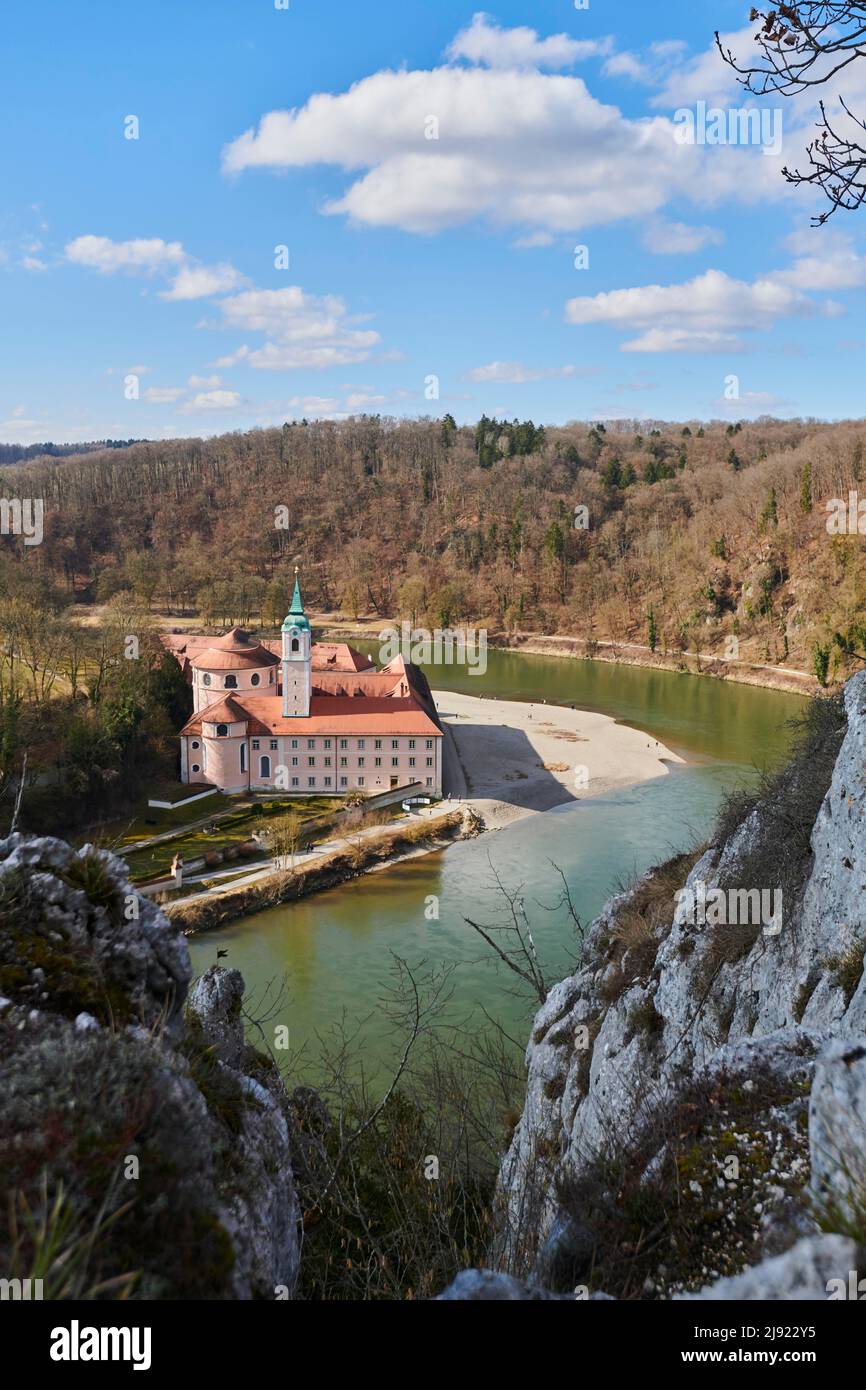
[717,4,866,222]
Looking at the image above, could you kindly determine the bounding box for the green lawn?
[121,796,337,883]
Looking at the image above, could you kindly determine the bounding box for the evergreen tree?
[800,461,813,513]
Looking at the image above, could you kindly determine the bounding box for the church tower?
[282,568,312,717]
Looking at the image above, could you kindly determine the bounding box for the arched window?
[216,724,228,738]
[291,638,300,653]
[260,755,271,779]
[251,672,260,686]
[224,674,238,689]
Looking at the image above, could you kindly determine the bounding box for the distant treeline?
[0,439,146,466]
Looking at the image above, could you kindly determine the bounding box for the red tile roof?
[181,694,441,739]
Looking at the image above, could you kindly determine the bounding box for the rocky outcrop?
[0,836,300,1300]
[475,674,866,1300]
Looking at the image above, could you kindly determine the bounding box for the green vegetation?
[119,796,335,883]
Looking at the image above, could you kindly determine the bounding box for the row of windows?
[210,732,436,751]
[278,776,435,789]
[275,755,434,768]
[202,671,274,690]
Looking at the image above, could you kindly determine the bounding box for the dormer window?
[216,724,228,738]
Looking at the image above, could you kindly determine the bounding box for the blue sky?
[3,0,866,443]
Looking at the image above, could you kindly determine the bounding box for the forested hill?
[3,413,866,682]
[0,438,145,466]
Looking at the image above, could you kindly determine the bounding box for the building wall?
[188,731,442,797]
[192,663,277,713]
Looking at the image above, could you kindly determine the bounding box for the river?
[188,651,805,1080]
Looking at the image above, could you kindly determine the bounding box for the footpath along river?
[188,650,805,1079]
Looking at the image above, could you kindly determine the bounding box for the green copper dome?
[282,574,311,632]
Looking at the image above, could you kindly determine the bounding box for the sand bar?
[432,690,684,829]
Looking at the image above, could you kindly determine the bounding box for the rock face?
[0,838,300,1300]
[462,673,866,1300]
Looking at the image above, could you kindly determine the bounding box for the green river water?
[188,651,805,1080]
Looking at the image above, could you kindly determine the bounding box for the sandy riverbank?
[432,690,684,830]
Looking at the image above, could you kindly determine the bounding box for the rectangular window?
[308,777,316,788]
[308,757,316,767]
[409,739,415,750]
[358,756,365,767]
[340,757,347,768]
[358,777,365,787]
[291,756,298,767]
[291,776,299,787]
[324,776,332,787]
[252,739,260,751]
[426,739,433,750]
[291,739,298,750]
[391,757,398,768]
[374,757,382,767]
[409,757,416,768]
[374,739,382,750]
[340,738,348,750]
[426,778,432,787]
[426,757,433,767]
[324,756,332,767]
[340,776,348,788]
[391,740,399,751]
[307,739,316,751]
[270,740,278,751]
[324,738,332,749]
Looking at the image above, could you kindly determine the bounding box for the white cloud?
[446,12,612,70]
[143,386,185,403]
[183,389,242,412]
[344,391,386,408]
[65,234,244,301]
[65,235,186,274]
[213,286,381,369]
[21,256,47,272]
[649,27,752,109]
[465,361,577,383]
[772,228,866,291]
[603,53,651,83]
[221,26,788,236]
[710,390,794,415]
[188,373,222,388]
[565,267,840,353]
[642,219,724,254]
[160,262,246,300]
[513,231,555,249]
[287,395,342,414]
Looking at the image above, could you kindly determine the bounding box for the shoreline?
[317,621,818,698]
[433,689,683,831]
